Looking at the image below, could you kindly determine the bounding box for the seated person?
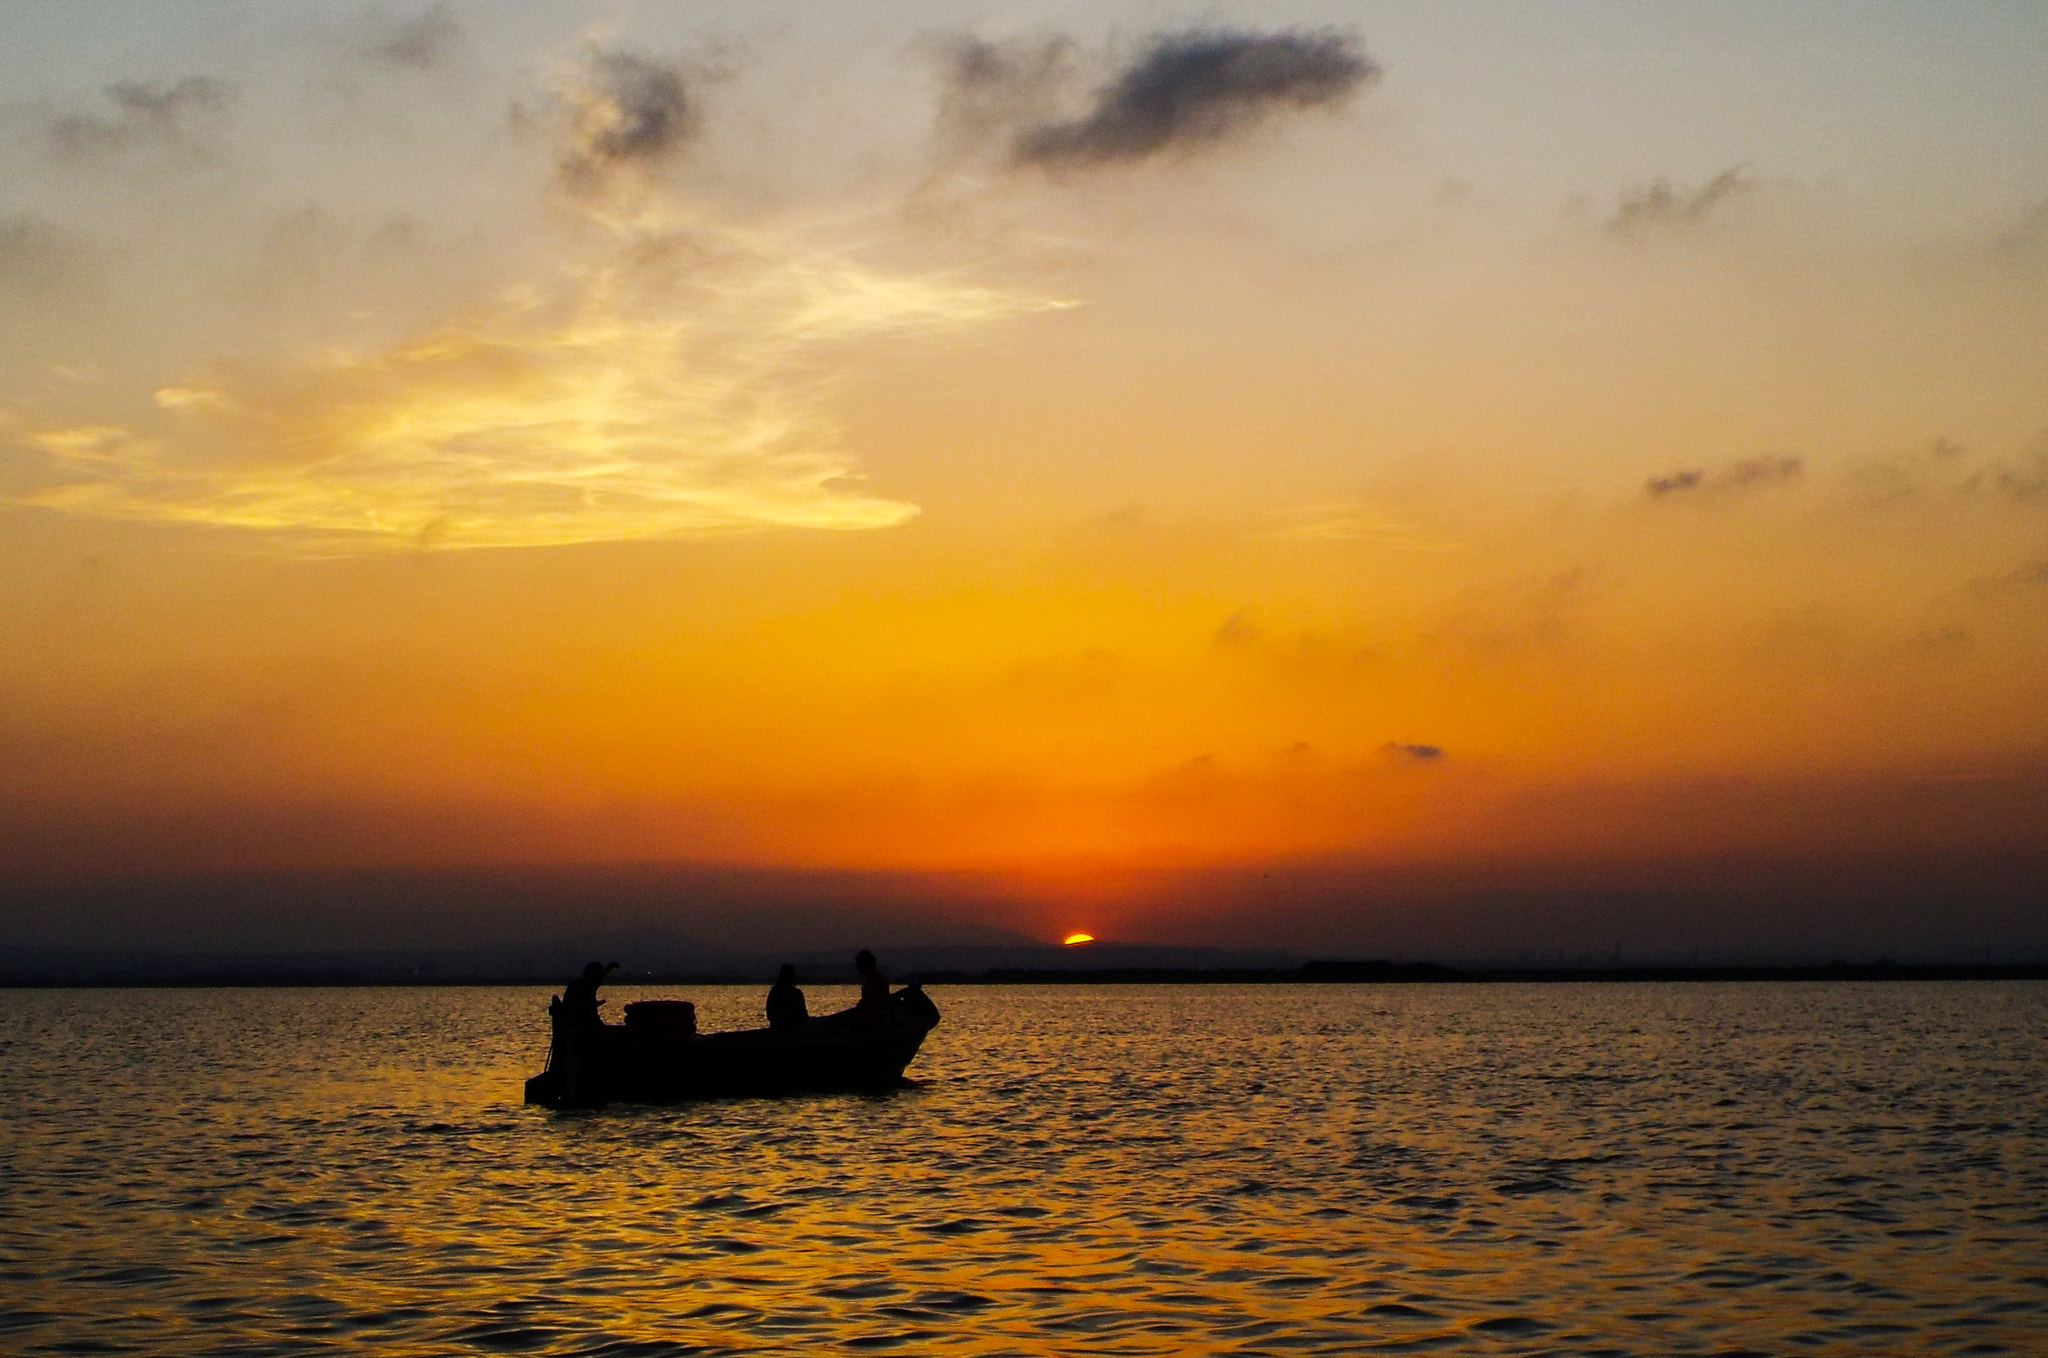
[561,960,618,1026]
[766,963,809,1031]
[853,949,895,1026]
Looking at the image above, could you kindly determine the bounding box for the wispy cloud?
[1646,454,1802,499]
[1256,500,1438,545]
[1991,197,2048,258]
[48,77,237,161]
[927,34,1074,159]
[1384,741,1444,761]
[8,48,1068,553]
[361,5,462,72]
[0,215,91,297]
[555,49,697,199]
[1430,566,1601,656]
[1213,611,1265,647]
[1972,556,2048,592]
[1961,445,2048,503]
[1610,165,1753,235]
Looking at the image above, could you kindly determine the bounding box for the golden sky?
[3,2,2046,952]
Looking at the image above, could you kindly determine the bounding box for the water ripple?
[6,982,2048,1354]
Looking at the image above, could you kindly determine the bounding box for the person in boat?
[853,950,896,1027]
[766,963,809,1032]
[562,960,618,1026]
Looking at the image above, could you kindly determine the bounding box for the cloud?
[363,5,461,71]
[1646,454,1802,498]
[1214,611,1265,647]
[1973,556,2048,592]
[0,216,91,298]
[48,77,237,161]
[5,50,1067,553]
[1385,742,1444,761]
[1892,626,1975,663]
[1256,501,1442,546]
[1719,455,1804,488]
[1646,470,1703,497]
[927,34,1074,157]
[1610,165,1753,234]
[1430,566,1601,656]
[11,235,1060,550]
[1968,445,2048,503]
[556,50,696,198]
[1011,28,1376,169]
[1736,605,1844,664]
[1991,197,2048,258]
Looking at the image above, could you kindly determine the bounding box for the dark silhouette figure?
[853,950,895,1027]
[766,964,809,1031]
[562,960,618,1026]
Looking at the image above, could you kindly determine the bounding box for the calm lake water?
[5,982,2046,1355]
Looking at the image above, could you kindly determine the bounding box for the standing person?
[562,960,618,1026]
[766,963,809,1031]
[853,950,894,1026]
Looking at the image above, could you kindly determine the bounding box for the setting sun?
[1062,933,1096,946]
[1,1,2043,963]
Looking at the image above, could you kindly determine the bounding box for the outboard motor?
[891,982,941,1031]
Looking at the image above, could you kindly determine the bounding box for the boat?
[523,983,942,1108]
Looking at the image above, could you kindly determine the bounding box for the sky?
[3,2,2046,960]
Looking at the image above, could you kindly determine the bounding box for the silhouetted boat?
[522,985,942,1108]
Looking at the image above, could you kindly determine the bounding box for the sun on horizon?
[1062,933,1096,946]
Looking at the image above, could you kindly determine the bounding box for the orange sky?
[3,3,2046,953]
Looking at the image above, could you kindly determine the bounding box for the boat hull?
[525,987,940,1108]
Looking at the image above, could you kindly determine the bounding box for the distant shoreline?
[5,960,2046,988]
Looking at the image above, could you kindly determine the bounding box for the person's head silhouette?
[778,963,798,985]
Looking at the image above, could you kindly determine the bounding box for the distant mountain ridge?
[0,929,1304,985]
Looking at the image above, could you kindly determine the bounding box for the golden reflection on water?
[6,983,2047,1355]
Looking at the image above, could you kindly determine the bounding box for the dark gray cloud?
[1647,455,1802,499]
[1611,165,1752,234]
[48,77,237,160]
[1646,470,1703,497]
[1385,742,1444,761]
[1012,28,1376,170]
[586,53,692,161]
[559,51,695,194]
[364,5,461,71]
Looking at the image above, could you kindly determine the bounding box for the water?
[5,982,2046,1355]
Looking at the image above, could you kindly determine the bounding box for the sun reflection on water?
[5,982,2047,1354]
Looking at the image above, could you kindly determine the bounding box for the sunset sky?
[4,2,2046,957]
